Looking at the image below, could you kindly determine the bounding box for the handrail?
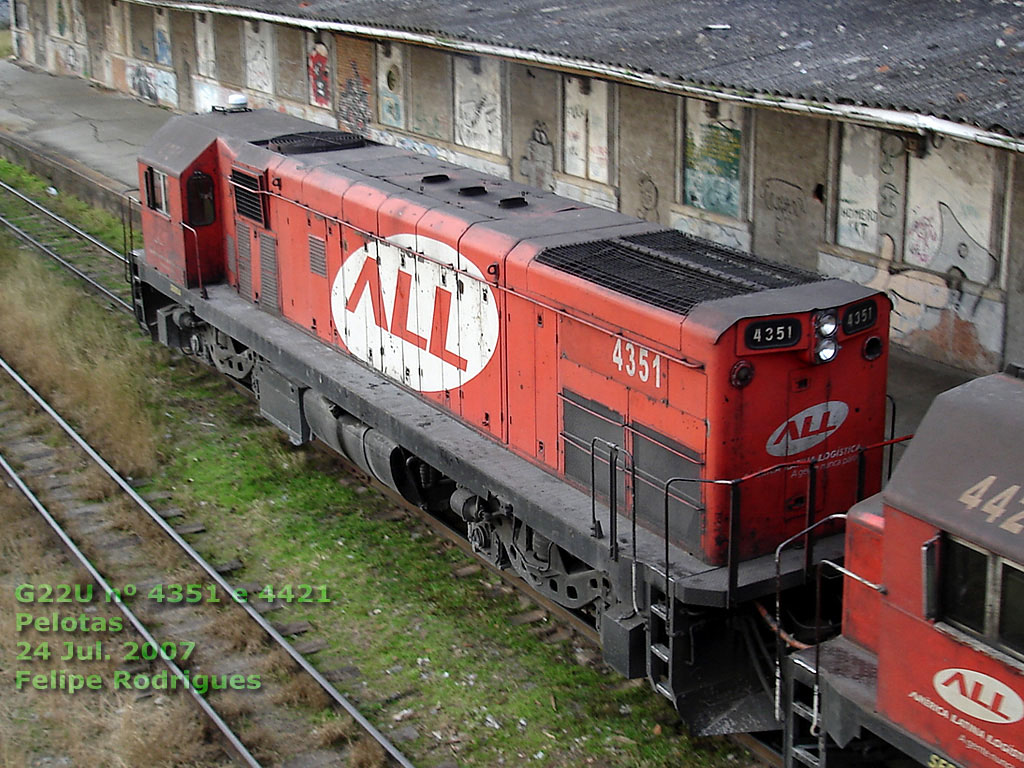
[588,437,636,562]
[180,221,207,299]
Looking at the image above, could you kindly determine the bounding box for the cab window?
[144,167,169,215]
[940,536,1024,659]
[186,170,216,227]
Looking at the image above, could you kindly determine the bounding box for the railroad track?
[0,353,415,768]
[0,176,780,767]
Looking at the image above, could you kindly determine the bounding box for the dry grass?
[239,722,285,760]
[0,250,157,476]
[210,611,268,654]
[348,735,387,768]
[273,672,332,710]
[77,464,120,500]
[314,714,359,747]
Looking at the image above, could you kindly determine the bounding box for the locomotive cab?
[785,371,1024,768]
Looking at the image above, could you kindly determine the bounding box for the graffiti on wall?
[53,41,86,76]
[670,211,752,252]
[308,41,330,108]
[906,202,998,286]
[563,76,609,183]
[684,99,742,218]
[376,44,405,129]
[337,60,370,132]
[518,121,554,191]
[155,16,171,67]
[454,56,502,155]
[819,246,1003,372]
[635,172,660,221]
[761,178,806,246]
[128,62,177,108]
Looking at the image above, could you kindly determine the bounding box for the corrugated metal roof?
[159,0,1024,138]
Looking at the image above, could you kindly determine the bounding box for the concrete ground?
[0,58,974,440]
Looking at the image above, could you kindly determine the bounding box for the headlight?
[815,310,838,338]
[815,337,839,363]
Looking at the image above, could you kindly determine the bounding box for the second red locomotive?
[133,108,891,733]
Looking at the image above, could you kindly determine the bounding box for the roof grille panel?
[254,131,366,155]
[536,229,821,315]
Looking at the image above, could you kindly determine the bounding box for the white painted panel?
[454,57,503,155]
[837,124,880,253]
[684,99,743,218]
[245,22,274,94]
[377,43,406,129]
[563,76,609,183]
[906,139,998,285]
[195,15,215,78]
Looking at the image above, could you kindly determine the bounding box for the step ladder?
[647,580,682,704]
[784,661,833,768]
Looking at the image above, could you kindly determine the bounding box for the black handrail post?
[608,444,619,561]
[885,393,897,479]
[589,437,605,539]
[856,449,867,502]
[727,481,741,608]
[803,461,818,578]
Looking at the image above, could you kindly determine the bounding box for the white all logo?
[330,234,499,393]
[933,668,1024,724]
[765,401,849,457]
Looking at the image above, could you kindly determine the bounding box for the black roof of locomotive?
[883,371,1024,564]
[142,109,879,329]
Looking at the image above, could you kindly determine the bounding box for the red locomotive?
[133,108,891,733]
[783,369,1024,767]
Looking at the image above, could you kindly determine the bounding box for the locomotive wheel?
[204,327,256,381]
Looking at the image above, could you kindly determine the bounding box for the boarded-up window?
[563,76,609,184]
[683,99,743,219]
[245,20,274,95]
[195,14,215,78]
[376,43,405,129]
[454,56,502,155]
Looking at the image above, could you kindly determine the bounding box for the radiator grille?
[236,222,252,300]
[308,235,328,277]
[537,229,820,315]
[259,233,279,313]
[231,169,266,226]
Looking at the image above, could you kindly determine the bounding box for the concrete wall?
[618,85,675,223]
[12,0,1024,373]
[752,110,828,271]
[508,64,559,192]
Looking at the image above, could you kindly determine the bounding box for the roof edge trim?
[132,0,1024,154]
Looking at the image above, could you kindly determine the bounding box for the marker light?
[815,338,839,363]
[815,310,839,338]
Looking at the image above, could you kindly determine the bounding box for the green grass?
[0,157,126,249]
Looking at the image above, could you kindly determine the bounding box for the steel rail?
[0,353,417,768]
[0,452,264,768]
[0,179,128,263]
[0,210,132,313]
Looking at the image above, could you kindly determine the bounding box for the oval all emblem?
[933,668,1024,724]
[330,234,499,393]
[765,401,849,457]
